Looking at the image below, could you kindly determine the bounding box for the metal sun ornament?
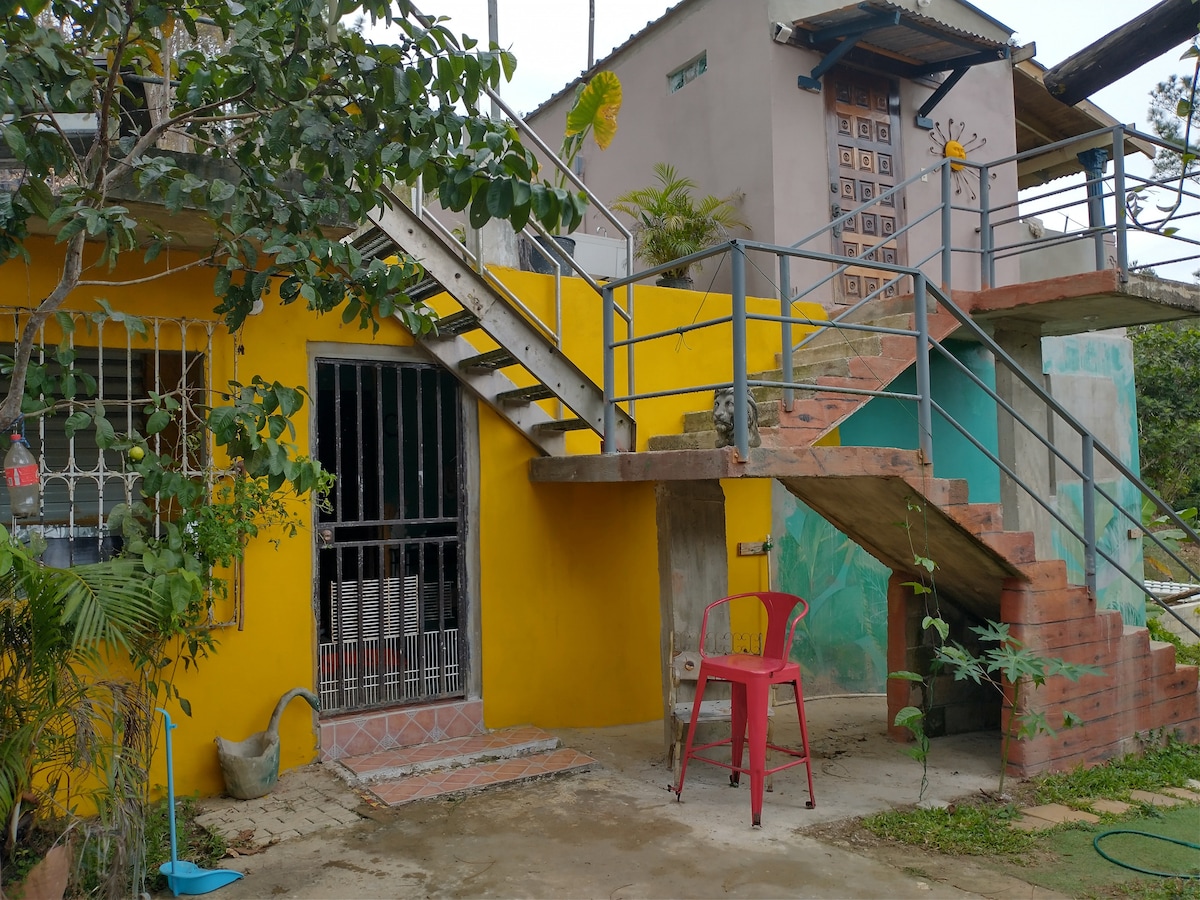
[929,118,989,200]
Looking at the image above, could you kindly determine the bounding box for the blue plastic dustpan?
[160,860,244,896]
[158,709,244,897]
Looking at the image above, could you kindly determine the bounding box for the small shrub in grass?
[1147,615,1200,667]
[864,803,1036,856]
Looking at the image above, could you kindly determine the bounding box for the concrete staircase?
[788,461,1200,778]
[634,280,1200,776]
[330,725,596,806]
[647,295,960,451]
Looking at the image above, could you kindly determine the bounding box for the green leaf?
[893,706,924,729]
[888,671,924,682]
[64,412,92,437]
[146,409,172,434]
[564,71,622,151]
[922,616,950,641]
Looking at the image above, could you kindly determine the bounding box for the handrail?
[601,233,1200,638]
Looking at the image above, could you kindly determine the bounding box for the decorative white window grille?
[0,306,240,620]
[668,52,707,93]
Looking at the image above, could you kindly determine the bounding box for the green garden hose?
[1093,829,1200,879]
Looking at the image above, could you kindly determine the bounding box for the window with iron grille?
[0,308,228,574]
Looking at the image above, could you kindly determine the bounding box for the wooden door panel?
[826,69,905,305]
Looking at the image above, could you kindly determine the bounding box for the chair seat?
[701,654,800,681]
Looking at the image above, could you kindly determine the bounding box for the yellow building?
[6,230,820,798]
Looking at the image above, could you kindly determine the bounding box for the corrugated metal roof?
[794,1,1013,69]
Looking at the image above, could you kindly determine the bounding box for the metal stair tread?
[497,384,557,404]
[459,347,517,371]
[534,417,590,432]
[361,747,598,806]
[434,309,482,336]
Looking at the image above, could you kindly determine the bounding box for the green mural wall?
[1043,334,1145,625]
[772,483,890,695]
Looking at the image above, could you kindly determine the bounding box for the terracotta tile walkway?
[366,747,597,806]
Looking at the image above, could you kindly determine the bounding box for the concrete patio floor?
[188,695,1066,899]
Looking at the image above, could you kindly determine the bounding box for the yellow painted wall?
[5,242,826,795]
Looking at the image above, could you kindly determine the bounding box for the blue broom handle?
[157,709,179,868]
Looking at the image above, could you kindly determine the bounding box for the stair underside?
[530,445,1020,619]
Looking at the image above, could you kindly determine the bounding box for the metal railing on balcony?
[600,120,1200,638]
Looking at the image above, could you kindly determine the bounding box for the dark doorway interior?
[314,358,465,714]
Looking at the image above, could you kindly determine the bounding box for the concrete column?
[993,322,1055,559]
[655,480,729,752]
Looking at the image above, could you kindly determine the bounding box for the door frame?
[307,341,482,709]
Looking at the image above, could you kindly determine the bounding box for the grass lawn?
[850,739,1200,900]
[985,806,1200,899]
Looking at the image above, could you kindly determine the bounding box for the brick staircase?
[867,471,1200,777]
[641,293,1200,778]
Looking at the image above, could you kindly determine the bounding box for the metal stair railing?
[599,237,1200,638]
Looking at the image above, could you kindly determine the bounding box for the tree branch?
[103,88,255,193]
[0,230,88,429]
[75,255,216,287]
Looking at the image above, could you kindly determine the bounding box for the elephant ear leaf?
[565,71,622,150]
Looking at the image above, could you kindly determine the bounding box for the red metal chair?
[672,591,815,826]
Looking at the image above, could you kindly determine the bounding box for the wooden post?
[1043,0,1200,106]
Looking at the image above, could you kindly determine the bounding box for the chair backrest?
[697,592,808,661]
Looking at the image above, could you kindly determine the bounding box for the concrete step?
[334,725,563,785]
[331,725,598,807]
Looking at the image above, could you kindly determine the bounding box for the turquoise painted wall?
[773,333,1146,694]
[837,340,1001,503]
[1043,334,1145,626]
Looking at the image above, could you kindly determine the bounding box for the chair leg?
[746,680,770,827]
[729,681,748,787]
[791,677,815,809]
[674,673,708,799]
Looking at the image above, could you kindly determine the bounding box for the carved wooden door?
[825,68,905,305]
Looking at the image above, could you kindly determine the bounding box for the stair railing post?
[1113,126,1129,283]
[732,243,750,458]
[979,163,992,290]
[913,272,934,467]
[779,252,794,413]
[1082,432,1098,596]
[603,283,617,454]
[940,158,952,293]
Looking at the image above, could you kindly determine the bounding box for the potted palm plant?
[526,70,622,275]
[612,163,747,289]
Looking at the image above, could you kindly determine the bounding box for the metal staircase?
[350,188,634,456]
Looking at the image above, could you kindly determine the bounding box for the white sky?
[405,1,1193,124]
